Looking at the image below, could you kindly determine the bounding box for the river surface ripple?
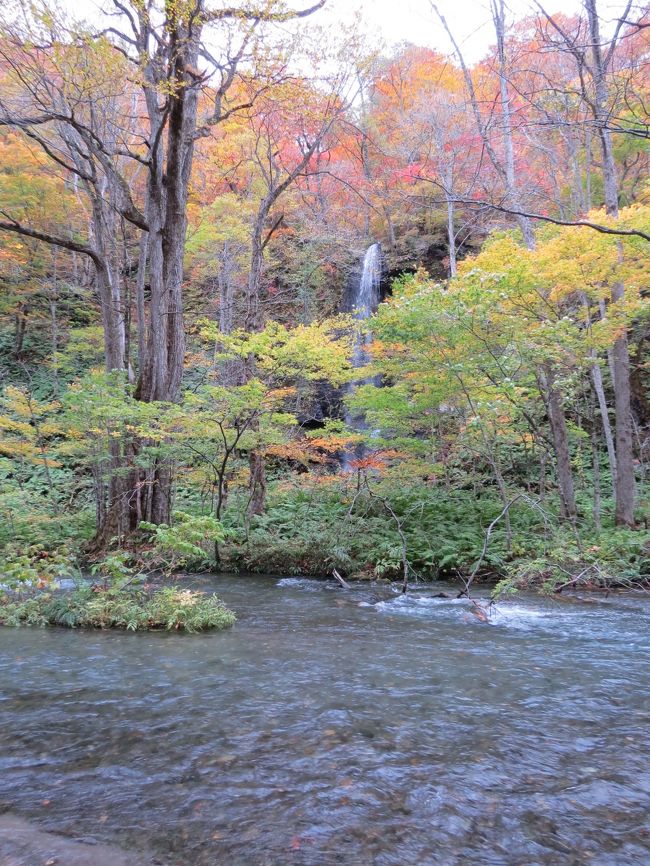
[0,576,649,866]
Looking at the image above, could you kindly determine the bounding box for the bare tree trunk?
[590,397,602,532]
[131,8,203,528]
[445,191,457,277]
[135,224,149,374]
[13,303,27,359]
[539,365,577,522]
[248,451,267,518]
[584,125,592,211]
[582,295,616,489]
[490,0,536,250]
[433,1,535,250]
[590,358,616,489]
[48,253,59,398]
[585,0,635,526]
[610,292,636,525]
[598,298,616,387]
[243,206,269,516]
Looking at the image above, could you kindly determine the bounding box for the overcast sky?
[317,0,629,63]
[56,0,637,66]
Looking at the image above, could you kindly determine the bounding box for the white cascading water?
[353,243,382,322]
[343,243,382,467]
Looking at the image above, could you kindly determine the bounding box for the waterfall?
[353,243,382,320]
[343,243,382,467]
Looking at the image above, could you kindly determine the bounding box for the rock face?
[0,815,154,866]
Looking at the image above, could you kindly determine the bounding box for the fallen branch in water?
[468,598,492,623]
[332,569,351,590]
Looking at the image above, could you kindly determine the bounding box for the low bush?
[221,484,520,579]
[0,585,236,632]
[493,527,650,597]
[139,511,226,572]
[222,480,649,593]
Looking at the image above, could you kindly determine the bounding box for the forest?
[1,2,650,864]
[0,0,648,616]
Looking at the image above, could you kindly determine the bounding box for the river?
[0,575,649,865]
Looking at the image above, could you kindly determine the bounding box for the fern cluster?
[0,585,236,632]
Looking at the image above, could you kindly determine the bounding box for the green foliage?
[0,542,79,593]
[89,550,136,584]
[0,585,236,632]
[140,512,226,572]
[494,527,650,597]
[225,480,536,580]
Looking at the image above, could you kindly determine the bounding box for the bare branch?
[0,214,102,265]
[205,1,327,23]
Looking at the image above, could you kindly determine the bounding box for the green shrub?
[0,585,236,632]
[0,543,79,593]
[493,527,650,597]
[140,511,226,572]
[224,483,524,580]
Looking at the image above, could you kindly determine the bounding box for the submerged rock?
[0,815,155,865]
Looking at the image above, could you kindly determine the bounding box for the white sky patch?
[317,0,635,63]
[50,0,641,67]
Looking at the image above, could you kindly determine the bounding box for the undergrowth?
[0,585,236,632]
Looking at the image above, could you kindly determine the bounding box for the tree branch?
[205,1,326,23]
[0,215,102,266]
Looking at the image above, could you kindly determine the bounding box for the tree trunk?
[590,357,616,492]
[48,278,59,398]
[13,304,27,359]
[589,398,602,532]
[585,0,636,526]
[611,287,636,526]
[248,450,267,518]
[127,8,204,530]
[539,365,577,522]
[583,295,616,490]
[445,191,457,277]
[491,0,536,250]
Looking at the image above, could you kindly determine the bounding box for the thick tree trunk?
[127,8,204,529]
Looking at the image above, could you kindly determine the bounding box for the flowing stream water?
[0,575,649,866]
